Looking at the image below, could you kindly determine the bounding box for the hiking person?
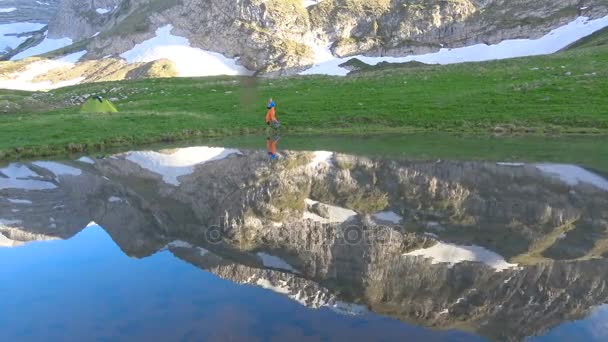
[267,135,279,160]
[265,98,280,128]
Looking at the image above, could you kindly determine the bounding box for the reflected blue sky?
[0,226,487,341]
[529,306,608,342]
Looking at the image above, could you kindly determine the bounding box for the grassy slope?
[0,39,607,159]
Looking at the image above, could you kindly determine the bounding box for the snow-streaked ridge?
[302,15,608,76]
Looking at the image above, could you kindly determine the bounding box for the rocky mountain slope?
[0,0,608,90]
[46,0,608,71]
[2,146,608,340]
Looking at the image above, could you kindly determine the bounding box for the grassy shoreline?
[1,37,607,160]
[1,125,607,161]
[3,132,608,177]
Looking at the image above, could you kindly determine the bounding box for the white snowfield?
[404,241,518,272]
[0,22,45,53]
[0,50,86,91]
[257,252,299,273]
[535,164,608,191]
[11,35,74,61]
[0,163,57,190]
[0,8,17,13]
[120,25,252,77]
[124,146,241,186]
[301,15,608,76]
[32,161,82,177]
[372,211,402,224]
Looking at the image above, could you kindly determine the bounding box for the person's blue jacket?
[267,101,275,109]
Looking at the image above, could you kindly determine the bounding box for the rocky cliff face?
[42,0,608,73]
[2,147,608,340]
[47,0,121,39]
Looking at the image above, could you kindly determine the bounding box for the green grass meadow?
[1,32,607,160]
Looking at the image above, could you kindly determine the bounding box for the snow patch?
[168,240,193,248]
[257,252,299,273]
[0,163,56,190]
[304,198,357,224]
[198,247,209,257]
[256,278,291,295]
[0,8,16,13]
[108,196,123,203]
[303,0,323,7]
[96,8,110,14]
[32,161,82,176]
[497,162,525,167]
[120,25,252,77]
[301,16,608,76]
[330,301,368,316]
[6,199,32,205]
[535,164,608,191]
[11,36,74,61]
[77,156,95,165]
[124,146,240,186]
[308,151,333,168]
[404,241,518,272]
[372,211,402,224]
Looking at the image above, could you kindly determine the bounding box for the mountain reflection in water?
[1,144,608,341]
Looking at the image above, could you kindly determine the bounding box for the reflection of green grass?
[207,134,608,174]
[1,41,607,160]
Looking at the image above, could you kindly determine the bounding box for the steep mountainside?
[46,0,608,71]
[0,0,607,89]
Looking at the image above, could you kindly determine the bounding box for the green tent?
[80,96,118,113]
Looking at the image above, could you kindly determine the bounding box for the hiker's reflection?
[267,135,279,160]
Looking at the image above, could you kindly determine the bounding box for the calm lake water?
[1,134,608,341]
